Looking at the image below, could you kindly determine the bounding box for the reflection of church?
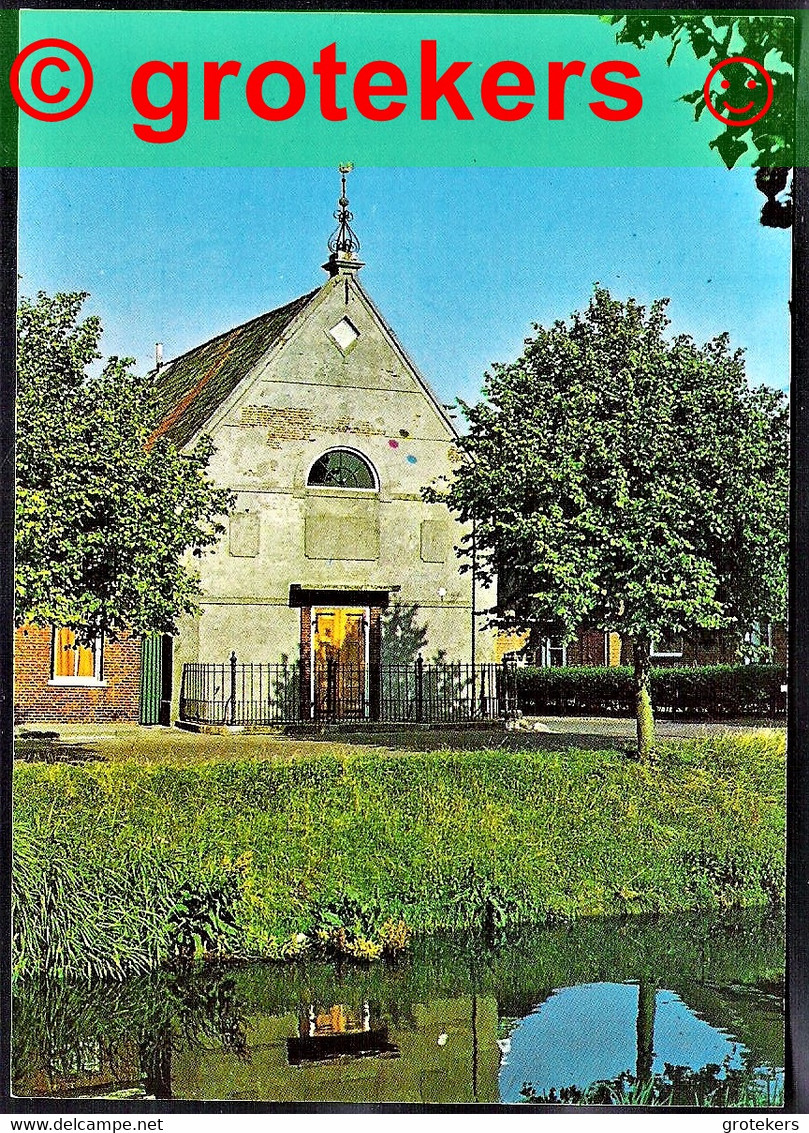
[287,1003,399,1064]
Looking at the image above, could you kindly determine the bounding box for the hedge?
[515,664,786,717]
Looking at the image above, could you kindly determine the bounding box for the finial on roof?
[324,164,365,278]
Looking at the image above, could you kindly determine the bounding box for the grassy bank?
[13,733,785,980]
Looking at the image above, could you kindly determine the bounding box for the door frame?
[292,589,389,722]
[310,606,370,720]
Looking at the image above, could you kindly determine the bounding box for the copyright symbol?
[10,38,93,121]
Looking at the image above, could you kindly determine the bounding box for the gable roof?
[149,289,318,448]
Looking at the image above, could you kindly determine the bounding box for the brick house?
[14,625,142,725]
[497,623,787,669]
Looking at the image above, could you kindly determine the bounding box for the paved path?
[512,716,783,738]
[14,717,784,764]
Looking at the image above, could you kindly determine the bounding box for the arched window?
[307,449,377,490]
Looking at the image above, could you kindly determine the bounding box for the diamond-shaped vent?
[328,317,359,352]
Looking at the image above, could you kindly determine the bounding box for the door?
[139,633,173,725]
[312,608,366,721]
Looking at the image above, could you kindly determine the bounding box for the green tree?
[607,13,795,227]
[16,291,233,643]
[435,288,788,757]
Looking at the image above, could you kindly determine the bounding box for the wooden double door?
[312,608,367,720]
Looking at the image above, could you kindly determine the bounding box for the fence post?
[502,657,516,718]
[229,651,237,726]
[327,657,336,722]
[416,655,424,723]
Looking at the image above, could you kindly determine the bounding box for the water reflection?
[499,983,756,1103]
[13,910,784,1105]
[287,1004,400,1063]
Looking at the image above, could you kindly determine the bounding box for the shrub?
[515,664,786,717]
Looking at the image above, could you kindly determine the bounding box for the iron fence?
[180,654,517,726]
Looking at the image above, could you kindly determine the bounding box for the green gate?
[140,634,172,725]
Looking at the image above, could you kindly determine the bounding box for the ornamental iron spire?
[328,163,361,257]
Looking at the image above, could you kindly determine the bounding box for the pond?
[12,909,784,1106]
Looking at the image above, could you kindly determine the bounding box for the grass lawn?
[13,730,785,980]
[14,726,388,767]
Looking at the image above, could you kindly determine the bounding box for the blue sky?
[18,166,791,406]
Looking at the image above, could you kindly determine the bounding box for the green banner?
[12,10,797,167]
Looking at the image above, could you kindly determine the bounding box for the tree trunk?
[632,636,656,759]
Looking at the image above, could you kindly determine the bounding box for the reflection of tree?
[138,1028,172,1100]
[635,976,657,1083]
[381,601,429,665]
[13,969,248,1099]
[521,1054,783,1106]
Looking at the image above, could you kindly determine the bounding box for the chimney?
[155,342,163,370]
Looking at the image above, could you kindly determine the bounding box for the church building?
[14,174,497,726]
[151,172,496,722]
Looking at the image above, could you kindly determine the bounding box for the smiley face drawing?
[703,57,774,126]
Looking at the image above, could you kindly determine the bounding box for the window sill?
[306,486,379,498]
[48,679,107,688]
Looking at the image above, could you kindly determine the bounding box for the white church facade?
[150,175,497,721]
